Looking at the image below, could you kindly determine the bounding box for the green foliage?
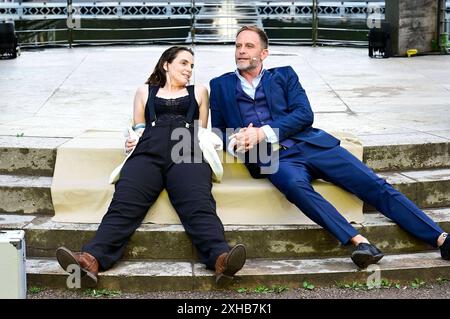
[367,278,398,289]
[16,133,24,137]
[410,278,426,289]
[236,284,289,294]
[436,277,448,285]
[337,278,400,290]
[271,285,289,293]
[28,286,44,294]
[236,288,249,293]
[83,288,121,298]
[253,285,271,293]
[302,281,315,290]
[380,279,393,288]
[335,281,366,290]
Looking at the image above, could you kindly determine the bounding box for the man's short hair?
[236,26,269,49]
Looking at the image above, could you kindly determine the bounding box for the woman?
[56,46,246,288]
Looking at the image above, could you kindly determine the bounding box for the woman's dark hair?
[145,46,194,87]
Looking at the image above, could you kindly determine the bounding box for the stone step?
[0,175,53,215]
[0,136,448,176]
[26,252,450,292]
[3,208,449,260]
[1,167,448,216]
[0,136,68,177]
[360,134,450,172]
[365,168,450,211]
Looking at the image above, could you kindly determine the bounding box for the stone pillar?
[386,0,438,56]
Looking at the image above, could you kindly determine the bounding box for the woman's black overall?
[82,85,229,270]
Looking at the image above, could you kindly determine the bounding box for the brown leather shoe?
[215,244,246,286]
[56,246,99,288]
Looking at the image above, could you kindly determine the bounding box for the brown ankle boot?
[215,244,246,286]
[56,246,99,287]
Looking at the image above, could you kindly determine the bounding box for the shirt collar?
[234,68,266,86]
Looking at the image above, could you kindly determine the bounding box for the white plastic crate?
[0,230,27,299]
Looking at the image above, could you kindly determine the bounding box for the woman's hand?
[125,136,137,154]
[124,127,143,154]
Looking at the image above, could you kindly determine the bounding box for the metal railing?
[0,0,401,47]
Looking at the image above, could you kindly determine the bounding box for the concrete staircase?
[0,135,449,291]
[187,0,263,43]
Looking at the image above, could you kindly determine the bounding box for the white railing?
[0,1,384,21]
[0,1,390,47]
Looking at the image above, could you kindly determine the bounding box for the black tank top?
[154,95,199,123]
[144,86,199,126]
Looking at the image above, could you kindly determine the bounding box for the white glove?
[198,127,223,150]
[198,127,223,182]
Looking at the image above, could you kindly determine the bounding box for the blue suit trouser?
[268,142,444,246]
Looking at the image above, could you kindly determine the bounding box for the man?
[209,25,449,268]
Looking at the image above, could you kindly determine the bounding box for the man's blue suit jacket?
[210,66,340,150]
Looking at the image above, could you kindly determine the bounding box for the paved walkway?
[0,45,449,146]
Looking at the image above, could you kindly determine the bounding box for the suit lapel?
[262,71,273,112]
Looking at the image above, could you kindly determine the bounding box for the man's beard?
[236,60,258,71]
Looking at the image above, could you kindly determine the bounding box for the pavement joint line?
[302,56,356,115]
[423,131,450,141]
[397,172,421,183]
[33,53,90,116]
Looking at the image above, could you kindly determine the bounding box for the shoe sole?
[216,244,247,286]
[351,251,384,269]
[56,247,98,288]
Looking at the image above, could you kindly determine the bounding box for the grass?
[236,277,436,294]
[28,286,45,294]
[335,281,367,290]
[334,277,438,290]
[302,281,315,290]
[83,288,122,298]
[410,278,426,289]
[336,278,402,290]
[236,284,289,294]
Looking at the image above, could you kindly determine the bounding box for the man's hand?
[231,123,266,153]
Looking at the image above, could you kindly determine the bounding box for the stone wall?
[386,0,438,56]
